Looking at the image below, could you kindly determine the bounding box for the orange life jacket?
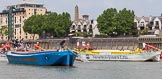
[1,44,5,49]
[86,44,92,49]
[35,44,40,49]
[6,43,11,48]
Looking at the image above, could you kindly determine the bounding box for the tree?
[23,12,72,38]
[0,26,8,40]
[23,15,44,39]
[97,8,137,37]
[115,8,136,36]
[97,8,117,36]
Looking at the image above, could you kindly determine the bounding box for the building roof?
[150,17,156,22]
[142,16,150,22]
[134,16,141,21]
[6,1,44,9]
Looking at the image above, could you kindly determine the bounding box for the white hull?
[82,52,161,62]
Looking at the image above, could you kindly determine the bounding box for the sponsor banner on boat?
[86,54,128,60]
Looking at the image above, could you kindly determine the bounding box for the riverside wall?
[30,37,162,50]
[1,37,162,50]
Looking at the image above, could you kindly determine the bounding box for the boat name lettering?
[8,57,38,62]
[92,55,128,59]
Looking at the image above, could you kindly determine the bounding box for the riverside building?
[0,0,47,40]
[70,5,100,37]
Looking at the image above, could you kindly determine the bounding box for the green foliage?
[76,32,91,37]
[76,32,81,36]
[97,8,117,35]
[97,8,136,37]
[95,34,108,38]
[0,26,8,40]
[23,12,72,38]
[139,28,148,35]
[82,32,89,37]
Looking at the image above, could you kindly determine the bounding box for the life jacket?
[86,43,92,50]
[35,44,40,49]
[6,42,11,48]
[1,44,5,49]
[142,45,150,50]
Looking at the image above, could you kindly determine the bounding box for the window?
[6,18,7,24]
[72,25,75,29]
[83,25,87,30]
[20,16,21,23]
[34,9,37,15]
[140,27,144,30]
[156,21,159,26]
[15,29,16,35]
[91,20,93,24]
[78,25,81,30]
[20,28,21,34]
[78,25,81,32]
[140,22,144,26]
[89,25,92,29]
[15,24,21,28]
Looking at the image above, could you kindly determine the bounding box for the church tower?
[74,5,79,22]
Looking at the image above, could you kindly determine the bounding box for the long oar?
[40,47,46,51]
[147,45,161,51]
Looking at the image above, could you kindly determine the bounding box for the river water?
[0,61,162,79]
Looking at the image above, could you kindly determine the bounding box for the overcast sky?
[0,0,162,20]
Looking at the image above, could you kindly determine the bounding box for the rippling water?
[0,61,162,79]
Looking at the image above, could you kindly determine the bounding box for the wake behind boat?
[6,50,76,66]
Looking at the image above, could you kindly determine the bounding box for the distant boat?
[83,51,161,62]
[6,50,76,66]
[75,49,161,62]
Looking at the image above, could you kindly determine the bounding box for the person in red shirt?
[1,43,6,54]
[35,42,40,50]
[86,42,92,50]
[5,41,11,51]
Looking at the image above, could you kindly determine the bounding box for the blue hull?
[6,50,76,66]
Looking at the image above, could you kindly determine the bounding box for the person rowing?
[1,43,6,54]
[59,38,68,51]
[34,42,45,51]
